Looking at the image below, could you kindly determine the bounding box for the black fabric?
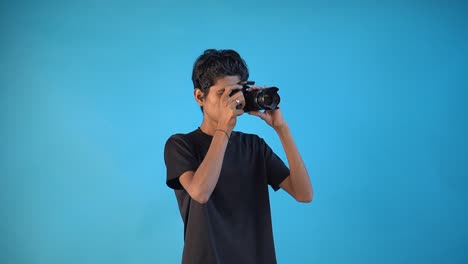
[164,128,290,264]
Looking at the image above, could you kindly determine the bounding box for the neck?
[199,119,218,136]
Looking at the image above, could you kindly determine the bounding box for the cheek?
[207,95,221,106]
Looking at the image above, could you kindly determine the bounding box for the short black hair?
[192,49,249,93]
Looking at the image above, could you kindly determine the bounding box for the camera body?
[231,81,281,112]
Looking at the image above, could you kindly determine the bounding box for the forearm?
[189,130,229,203]
[275,124,313,201]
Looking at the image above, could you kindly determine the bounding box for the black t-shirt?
[164,128,290,264]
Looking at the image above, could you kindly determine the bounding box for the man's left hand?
[247,85,287,129]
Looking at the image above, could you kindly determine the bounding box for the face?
[195,75,241,126]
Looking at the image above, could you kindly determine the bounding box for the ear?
[194,88,205,106]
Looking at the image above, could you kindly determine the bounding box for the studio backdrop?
[2,1,467,263]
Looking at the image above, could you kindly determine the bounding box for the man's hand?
[217,84,245,132]
[247,85,287,129]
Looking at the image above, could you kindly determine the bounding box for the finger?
[227,95,243,110]
[234,109,245,116]
[228,83,243,91]
[222,86,234,100]
[246,85,264,92]
[229,92,245,108]
[248,110,266,119]
[225,82,243,94]
[228,85,243,97]
[231,98,241,109]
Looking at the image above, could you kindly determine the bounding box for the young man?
[164,49,313,264]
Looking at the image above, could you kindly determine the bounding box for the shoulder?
[164,129,200,150]
[234,130,265,141]
[165,133,187,147]
[231,130,266,148]
[166,128,201,141]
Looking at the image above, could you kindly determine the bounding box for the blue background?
[1,1,467,263]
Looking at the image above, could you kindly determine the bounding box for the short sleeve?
[260,138,290,191]
[164,135,199,190]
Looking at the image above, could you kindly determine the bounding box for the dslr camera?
[230,81,281,112]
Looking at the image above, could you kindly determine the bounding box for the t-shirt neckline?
[196,127,213,140]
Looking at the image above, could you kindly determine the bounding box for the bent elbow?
[195,196,209,204]
[191,192,210,204]
[296,192,313,203]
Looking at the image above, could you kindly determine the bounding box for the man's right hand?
[217,84,245,132]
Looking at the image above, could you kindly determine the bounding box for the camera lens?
[263,94,273,106]
[242,86,281,112]
[257,87,280,110]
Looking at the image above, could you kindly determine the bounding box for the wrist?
[216,122,233,135]
[273,123,290,135]
[214,128,231,139]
